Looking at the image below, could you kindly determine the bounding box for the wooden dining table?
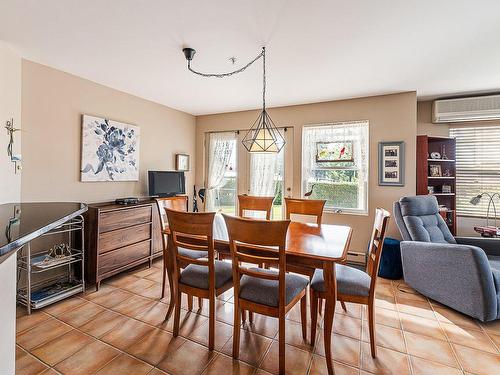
[162,214,352,374]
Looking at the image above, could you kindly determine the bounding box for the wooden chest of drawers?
[84,200,162,289]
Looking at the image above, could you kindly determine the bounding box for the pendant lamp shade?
[242,109,285,153]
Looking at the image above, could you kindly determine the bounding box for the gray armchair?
[394,195,500,322]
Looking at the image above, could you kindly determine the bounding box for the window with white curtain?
[449,126,500,217]
[302,121,369,214]
[205,131,237,214]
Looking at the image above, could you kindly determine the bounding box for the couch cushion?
[239,268,309,307]
[399,196,456,244]
[180,260,233,290]
[311,264,371,297]
[178,247,207,259]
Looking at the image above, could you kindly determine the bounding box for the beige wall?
[21,60,196,204]
[0,42,22,204]
[417,100,500,236]
[196,92,417,252]
[0,41,21,375]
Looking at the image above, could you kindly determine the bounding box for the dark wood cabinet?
[416,135,457,235]
[84,200,162,289]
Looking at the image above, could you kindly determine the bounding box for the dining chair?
[223,214,309,375]
[238,194,274,220]
[167,209,233,350]
[284,197,326,224]
[156,196,205,309]
[310,207,390,359]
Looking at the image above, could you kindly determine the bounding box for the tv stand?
[84,199,162,290]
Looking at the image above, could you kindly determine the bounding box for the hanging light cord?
[187,47,265,79]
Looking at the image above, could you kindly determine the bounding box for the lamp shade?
[242,110,285,153]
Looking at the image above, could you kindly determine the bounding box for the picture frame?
[176,153,190,171]
[378,141,405,186]
[316,141,354,162]
[429,164,442,177]
[80,115,140,182]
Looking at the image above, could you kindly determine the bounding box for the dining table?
[162,213,352,373]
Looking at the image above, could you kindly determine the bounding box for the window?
[450,126,500,217]
[206,131,237,214]
[302,121,369,214]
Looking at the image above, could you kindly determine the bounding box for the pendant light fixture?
[182,46,285,153]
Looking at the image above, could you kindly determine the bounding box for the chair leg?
[310,290,318,344]
[278,315,286,375]
[248,311,254,323]
[208,297,215,351]
[340,300,347,312]
[241,310,246,323]
[232,301,241,359]
[198,297,203,310]
[187,295,193,311]
[161,263,166,299]
[368,302,377,358]
[323,298,336,375]
[300,295,307,341]
[318,298,323,315]
[173,290,182,337]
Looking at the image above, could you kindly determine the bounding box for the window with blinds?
[449,126,500,217]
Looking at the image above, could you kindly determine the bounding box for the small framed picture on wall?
[176,153,190,171]
[378,141,405,186]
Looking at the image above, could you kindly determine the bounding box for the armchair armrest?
[456,236,500,256]
[400,241,497,321]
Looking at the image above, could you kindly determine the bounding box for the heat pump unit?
[432,94,500,123]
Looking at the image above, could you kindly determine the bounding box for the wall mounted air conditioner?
[433,94,500,123]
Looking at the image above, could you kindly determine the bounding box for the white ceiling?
[1,0,500,115]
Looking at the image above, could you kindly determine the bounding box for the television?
[148,171,186,197]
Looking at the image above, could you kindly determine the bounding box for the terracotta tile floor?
[16,260,500,375]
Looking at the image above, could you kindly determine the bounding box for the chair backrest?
[284,198,326,224]
[238,195,274,220]
[156,196,188,227]
[156,196,189,251]
[366,208,391,296]
[394,196,455,244]
[165,209,216,287]
[222,214,290,308]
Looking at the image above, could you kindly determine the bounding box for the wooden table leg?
[322,261,337,375]
[164,237,176,321]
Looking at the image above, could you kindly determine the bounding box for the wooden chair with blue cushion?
[223,214,309,375]
[310,207,390,359]
[156,196,207,310]
[167,209,233,351]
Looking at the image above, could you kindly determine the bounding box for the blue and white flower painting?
[81,115,140,181]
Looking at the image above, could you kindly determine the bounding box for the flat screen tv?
[148,171,186,197]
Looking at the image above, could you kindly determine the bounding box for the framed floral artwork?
[80,115,140,181]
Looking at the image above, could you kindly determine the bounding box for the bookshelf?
[417,135,457,235]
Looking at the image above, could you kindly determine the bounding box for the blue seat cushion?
[178,247,207,259]
[239,268,309,307]
[311,264,371,297]
[180,260,233,290]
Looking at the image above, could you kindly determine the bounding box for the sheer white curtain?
[206,132,236,211]
[249,152,280,196]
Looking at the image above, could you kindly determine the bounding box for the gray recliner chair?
[394,195,500,322]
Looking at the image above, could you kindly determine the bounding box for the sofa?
[394,195,500,321]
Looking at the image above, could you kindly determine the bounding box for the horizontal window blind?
[450,126,500,217]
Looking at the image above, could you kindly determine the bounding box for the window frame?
[301,121,369,215]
